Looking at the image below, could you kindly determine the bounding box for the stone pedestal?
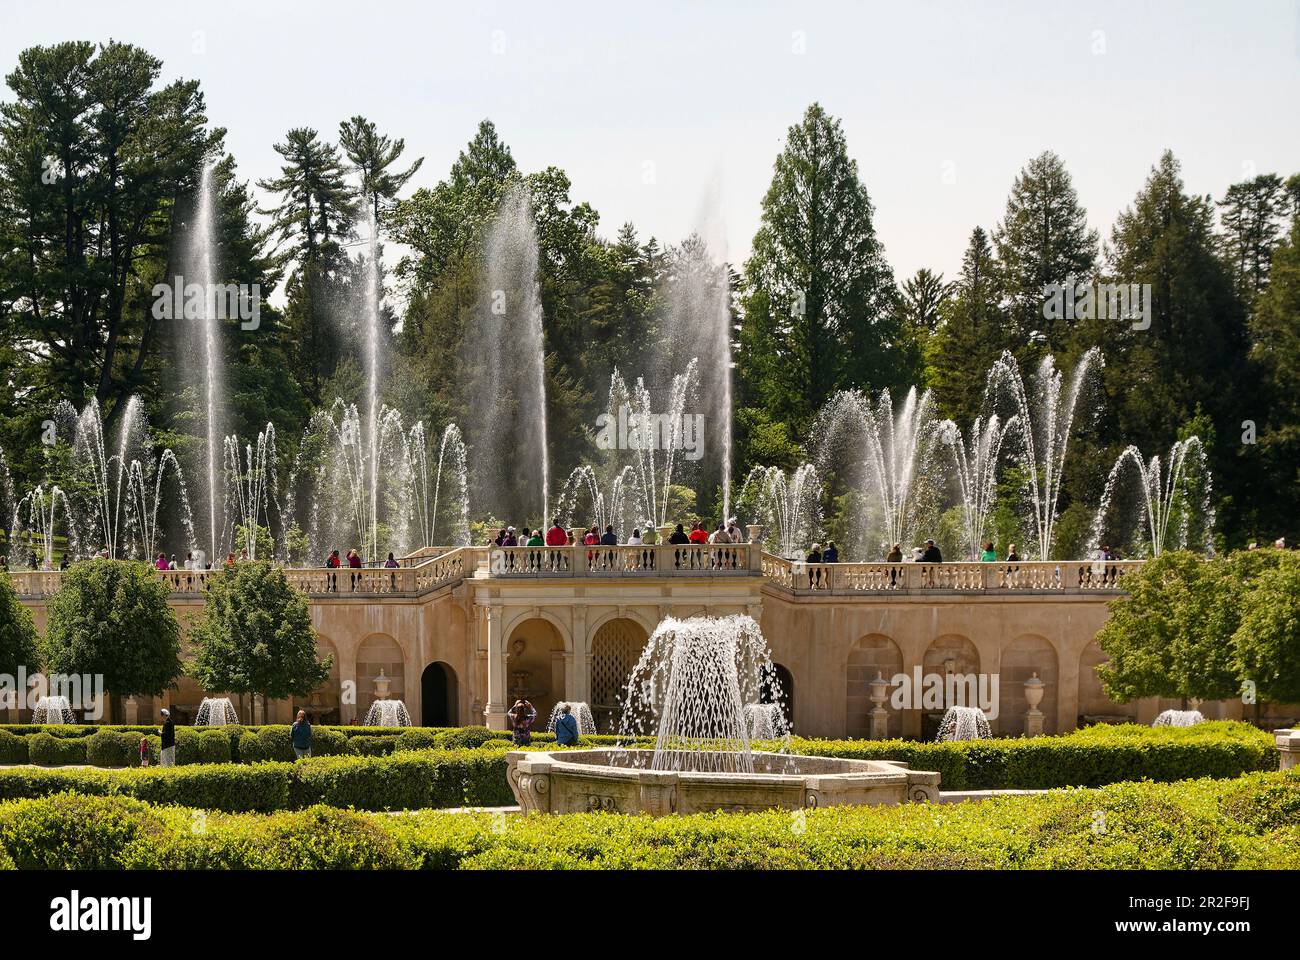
[1276,729,1300,771]
[746,524,764,544]
[123,696,139,725]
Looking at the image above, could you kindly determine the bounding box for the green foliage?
[1231,552,1300,704]
[1097,548,1292,703]
[26,732,87,766]
[42,559,182,698]
[0,573,39,676]
[0,771,1296,870]
[188,561,329,703]
[0,730,28,763]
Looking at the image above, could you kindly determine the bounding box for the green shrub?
[394,728,440,752]
[0,730,28,764]
[85,730,146,767]
[26,732,87,766]
[195,730,233,764]
[1,770,1296,871]
[347,735,396,756]
[434,725,509,750]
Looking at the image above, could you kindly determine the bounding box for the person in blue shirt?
[291,709,312,759]
[554,702,580,745]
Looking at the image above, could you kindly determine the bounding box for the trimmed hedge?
[0,770,1296,870]
[0,730,29,764]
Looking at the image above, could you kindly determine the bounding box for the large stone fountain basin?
[506,749,940,816]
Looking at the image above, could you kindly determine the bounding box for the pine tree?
[1217,173,1287,301]
[338,115,423,228]
[993,151,1099,354]
[739,103,899,430]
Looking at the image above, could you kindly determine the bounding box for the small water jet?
[194,697,239,726]
[939,415,1015,560]
[935,706,992,741]
[548,701,596,736]
[32,695,75,724]
[743,702,791,742]
[1090,438,1213,558]
[1153,709,1205,728]
[738,464,821,559]
[364,699,412,726]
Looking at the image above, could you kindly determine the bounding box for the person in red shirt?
[545,519,567,546]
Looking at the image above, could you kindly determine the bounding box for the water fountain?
[11,486,75,569]
[405,422,471,548]
[554,464,637,538]
[1153,709,1205,727]
[507,615,939,815]
[935,706,992,741]
[32,695,75,724]
[363,699,412,726]
[743,702,790,742]
[194,697,239,726]
[465,183,549,525]
[985,348,1103,560]
[1090,438,1213,558]
[738,464,820,559]
[814,386,942,559]
[224,424,279,560]
[939,415,1015,560]
[548,701,597,736]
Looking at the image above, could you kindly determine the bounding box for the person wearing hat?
[159,708,176,767]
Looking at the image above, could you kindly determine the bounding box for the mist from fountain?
[738,464,821,559]
[618,614,784,773]
[985,348,1103,561]
[466,183,548,525]
[1090,438,1213,558]
[935,705,992,741]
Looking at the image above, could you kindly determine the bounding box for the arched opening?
[506,618,566,728]
[298,635,340,724]
[356,634,405,720]
[590,618,649,733]
[1077,641,1135,726]
[421,661,458,727]
[921,634,982,740]
[762,662,795,727]
[998,634,1059,735]
[848,634,904,739]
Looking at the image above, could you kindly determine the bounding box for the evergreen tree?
[993,151,1099,354]
[739,103,899,431]
[1217,173,1287,301]
[338,115,423,229]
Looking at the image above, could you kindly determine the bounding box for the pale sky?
[3,0,1299,283]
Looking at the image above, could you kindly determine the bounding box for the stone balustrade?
[5,547,1144,600]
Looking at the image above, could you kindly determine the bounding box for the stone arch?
[587,608,656,651]
[301,634,341,724]
[763,662,795,727]
[848,634,904,738]
[421,661,458,727]
[998,634,1060,736]
[503,608,573,655]
[1077,640,1136,724]
[589,617,650,733]
[920,635,982,740]
[506,618,566,726]
[356,634,405,719]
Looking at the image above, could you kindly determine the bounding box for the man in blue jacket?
[554,702,580,746]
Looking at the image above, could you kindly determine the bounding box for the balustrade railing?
[759,555,1144,593]
[482,543,760,577]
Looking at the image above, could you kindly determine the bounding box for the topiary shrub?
[195,730,233,764]
[347,735,396,756]
[394,728,440,752]
[0,792,171,869]
[0,730,28,764]
[434,726,508,750]
[27,732,88,766]
[85,730,144,767]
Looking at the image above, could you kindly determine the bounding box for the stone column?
[484,606,508,730]
[569,606,590,704]
[1276,729,1300,771]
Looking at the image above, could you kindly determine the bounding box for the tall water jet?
[359,208,384,563]
[224,424,279,560]
[656,236,733,518]
[939,415,1015,560]
[738,464,821,558]
[190,161,224,564]
[1089,438,1213,558]
[555,464,637,536]
[467,184,548,525]
[618,614,783,773]
[405,421,471,548]
[12,486,75,568]
[986,348,1103,561]
[814,387,942,559]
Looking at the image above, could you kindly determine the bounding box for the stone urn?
[373,669,392,700]
[746,524,764,544]
[1023,672,1045,736]
[868,672,891,740]
[656,524,675,544]
[570,527,586,545]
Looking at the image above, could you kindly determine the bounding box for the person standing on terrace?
[545,519,567,547]
[980,541,997,561]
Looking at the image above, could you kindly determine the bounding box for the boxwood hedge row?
[0,769,1295,870]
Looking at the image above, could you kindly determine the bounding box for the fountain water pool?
[507,615,939,815]
[195,697,239,726]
